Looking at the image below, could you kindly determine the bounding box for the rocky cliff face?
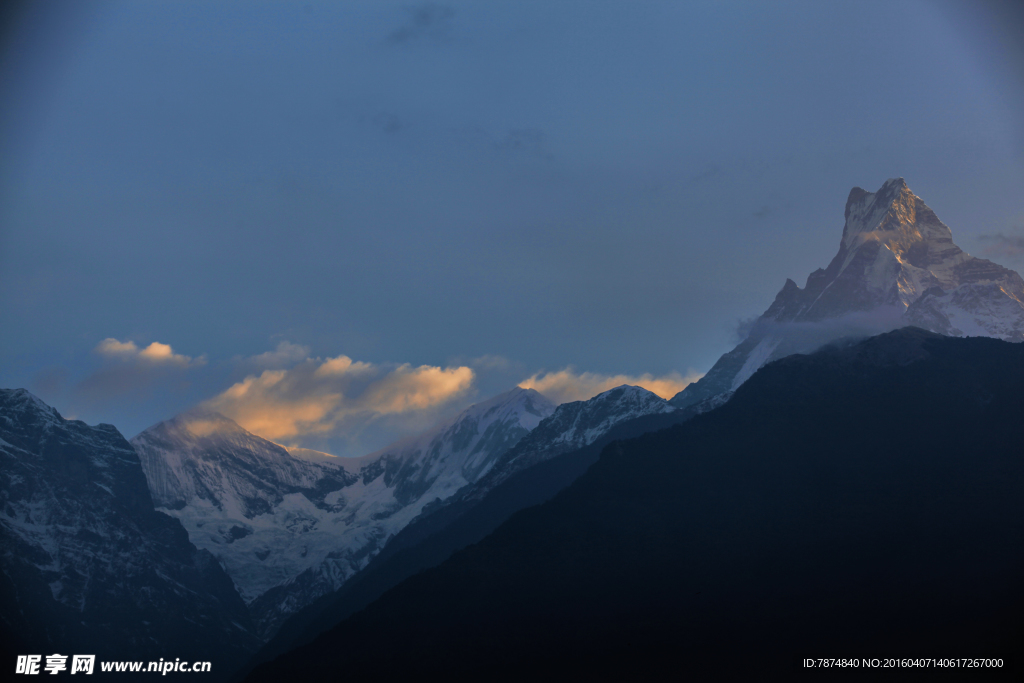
[0,389,258,669]
[672,178,1024,408]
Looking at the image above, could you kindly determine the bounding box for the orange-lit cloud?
[361,364,475,413]
[519,368,701,404]
[95,338,202,367]
[205,355,474,442]
[314,355,374,377]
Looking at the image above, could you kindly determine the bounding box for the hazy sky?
[2,0,1022,455]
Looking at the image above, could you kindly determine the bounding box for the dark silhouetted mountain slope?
[247,329,1024,680]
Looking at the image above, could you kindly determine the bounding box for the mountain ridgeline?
[246,329,1024,680]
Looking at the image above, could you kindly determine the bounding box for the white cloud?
[245,341,311,368]
[95,338,202,367]
[205,355,474,442]
[519,368,701,404]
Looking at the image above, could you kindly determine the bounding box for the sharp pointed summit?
[672,178,1024,408]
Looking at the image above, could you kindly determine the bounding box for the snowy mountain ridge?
[443,384,675,507]
[130,386,555,638]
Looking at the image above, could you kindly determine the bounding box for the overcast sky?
[2,0,1022,455]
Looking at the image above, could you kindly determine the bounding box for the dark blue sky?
[2,0,1022,455]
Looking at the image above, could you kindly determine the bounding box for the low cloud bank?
[79,338,702,454]
[205,354,474,442]
[747,306,907,353]
[520,369,701,405]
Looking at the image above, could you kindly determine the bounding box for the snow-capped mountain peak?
[132,409,348,514]
[343,386,556,507]
[2,387,61,420]
[841,178,938,250]
[446,384,676,505]
[672,178,1024,409]
[545,384,676,448]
